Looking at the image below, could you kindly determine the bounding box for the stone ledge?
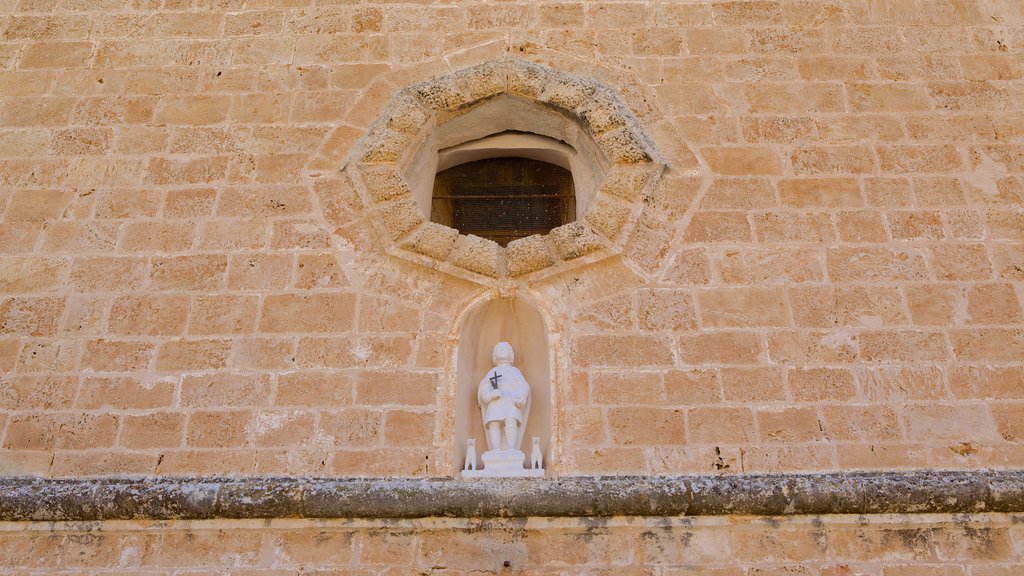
[1,471,1022,521]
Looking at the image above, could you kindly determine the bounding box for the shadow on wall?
[454,297,551,474]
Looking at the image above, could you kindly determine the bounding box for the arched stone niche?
[454,297,551,474]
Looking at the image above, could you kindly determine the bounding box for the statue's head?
[492,342,514,365]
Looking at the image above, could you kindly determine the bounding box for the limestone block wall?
[0,0,1023,487]
[2,514,1022,574]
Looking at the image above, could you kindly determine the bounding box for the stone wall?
[2,514,1022,574]
[2,0,1021,479]
[1,0,1023,571]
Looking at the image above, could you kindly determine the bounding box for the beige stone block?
[609,407,685,445]
[791,284,905,327]
[2,97,76,129]
[961,54,1023,81]
[905,404,998,442]
[721,367,786,402]
[827,247,928,282]
[277,372,352,407]
[703,145,784,176]
[451,234,500,278]
[836,210,888,242]
[591,371,662,405]
[597,126,654,164]
[251,410,316,448]
[163,188,216,218]
[878,144,963,174]
[82,339,155,372]
[0,223,42,255]
[186,410,251,448]
[767,330,858,364]
[758,407,824,442]
[355,371,437,406]
[965,283,1023,324]
[914,176,967,207]
[688,406,756,444]
[931,524,1015,561]
[296,336,412,369]
[0,257,66,294]
[226,253,292,291]
[571,334,674,367]
[382,409,433,446]
[887,210,944,240]
[49,452,156,478]
[190,294,258,335]
[992,403,1024,441]
[155,338,232,371]
[109,294,189,337]
[155,449,254,476]
[217,185,313,218]
[664,248,712,285]
[77,376,174,410]
[149,255,227,291]
[636,288,697,331]
[39,221,120,253]
[570,446,646,473]
[685,27,746,54]
[319,409,381,447]
[993,243,1024,281]
[859,330,949,362]
[583,195,632,241]
[3,413,118,450]
[678,331,762,364]
[949,366,1024,400]
[929,243,993,281]
[121,412,184,449]
[714,247,823,284]
[504,234,554,277]
[790,144,876,174]
[401,222,460,262]
[779,178,863,208]
[181,374,271,408]
[260,293,356,333]
[664,369,720,404]
[276,530,355,567]
[231,337,294,371]
[951,328,1024,362]
[574,293,635,332]
[0,375,76,410]
[549,222,604,261]
[154,95,229,125]
[701,178,775,209]
[789,368,857,401]
[698,286,789,328]
[199,219,268,251]
[272,220,332,250]
[864,176,914,208]
[683,211,752,243]
[0,296,64,337]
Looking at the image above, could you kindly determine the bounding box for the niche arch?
[453,296,552,474]
[341,57,667,285]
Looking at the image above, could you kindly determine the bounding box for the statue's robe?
[477,364,531,451]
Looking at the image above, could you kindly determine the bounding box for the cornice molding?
[1,470,1022,521]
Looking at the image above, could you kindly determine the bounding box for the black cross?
[489,372,501,389]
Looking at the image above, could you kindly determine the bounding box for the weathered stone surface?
[2,471,1021,521]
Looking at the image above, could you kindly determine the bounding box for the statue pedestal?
[462,450,544,478]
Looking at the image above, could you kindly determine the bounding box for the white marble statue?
[530,436,543,470]
[463,342,543,478]
[478,342,530,452]
[464,438,476,471]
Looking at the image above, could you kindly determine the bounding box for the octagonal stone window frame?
[341,58,666,285]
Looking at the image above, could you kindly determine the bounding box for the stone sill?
[1,470,1021,521]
